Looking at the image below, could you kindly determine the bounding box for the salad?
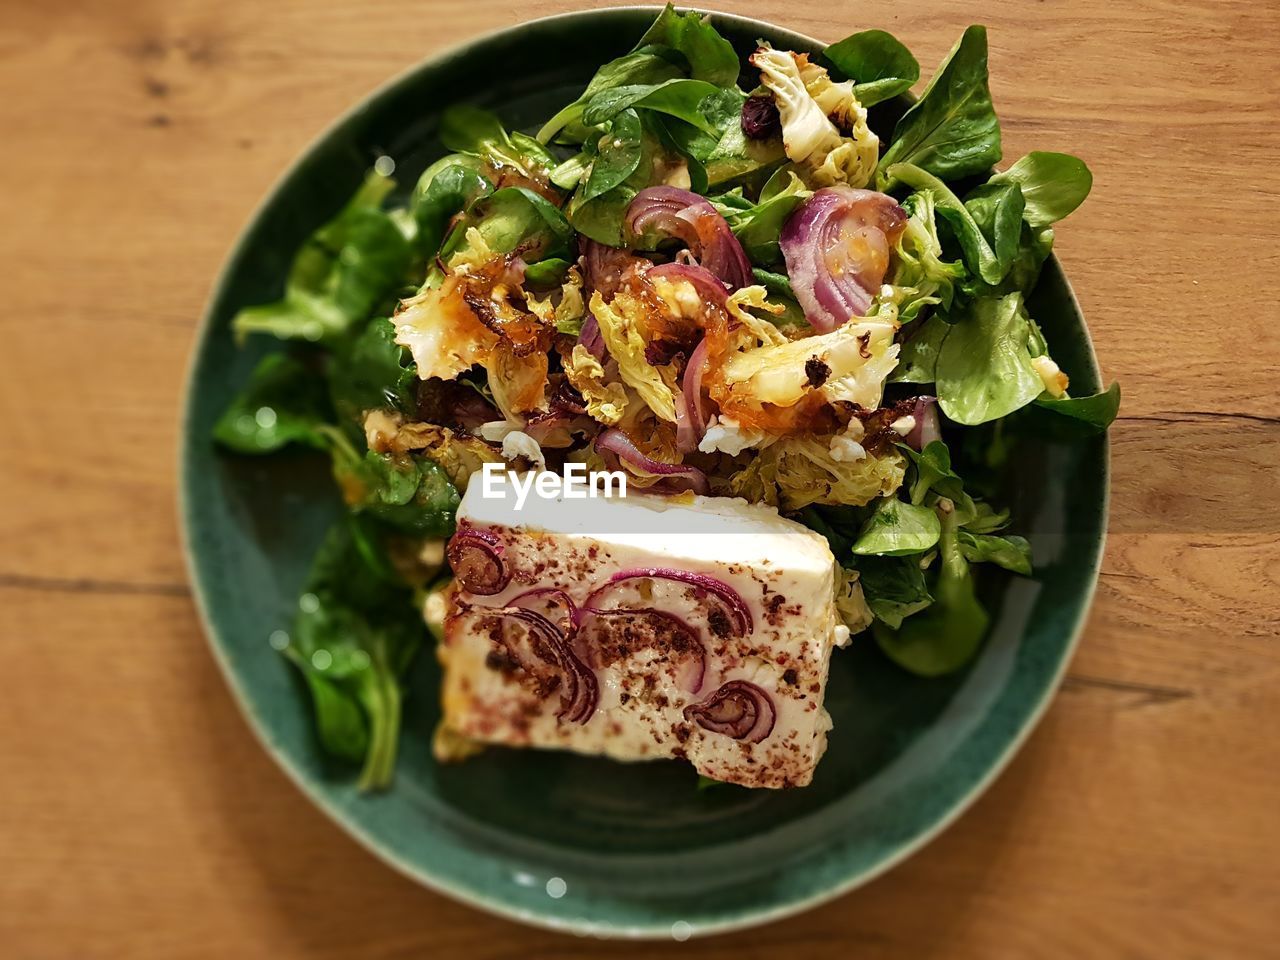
[213,7,1119,790]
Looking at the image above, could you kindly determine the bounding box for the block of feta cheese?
[436,481,848,788]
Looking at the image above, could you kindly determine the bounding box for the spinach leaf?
[233,172,413,344]
[990,151,1092,228]
[823,29,920,107]
[874,500,989,675]
[213,354,331,453]
[886,163,1013,284]
[893,312,949,384]
[877,25,1001,186]
[959,530,1032,575]
[580,109,644,203]
[567,116,672,246]
[582,78,723,134]
[411,158,493,260]
[936,294,1044,425]
[853,555,933,629]
[283,516,424,789]
[635,4,740,86]
[440,105,557,179]
[1034,382,1121,432]
[853,497,942,556]
[328,318,417,428]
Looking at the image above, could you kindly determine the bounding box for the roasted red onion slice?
[904,396,941,451]
[681,336,711,449]
[683,680,776,743]
[780,188,908,333]
[594,428,710,495]
[626,187,752,290]
[446,528,508,595]
[586,567,752,637]
[488,607,597,724]
[509,586,579,629]
[575,608,706,694]
[648,261,731,310]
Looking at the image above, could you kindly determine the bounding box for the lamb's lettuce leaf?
[213,354,331,453]
[935,293,1044,425]
[990,151,1092,228]
[874,499,989,675]
[411,158,493,259]
[852,496,942,556]
[232,172,413,344]
[635,4,740,86]
[823,28,920,107]
[877,25,1001,186]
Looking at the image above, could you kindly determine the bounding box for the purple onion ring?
[626,187,752,290]
[780,187,907,333]
[683,680,776,743]
[446,528,508,596]
[594,428,710,495]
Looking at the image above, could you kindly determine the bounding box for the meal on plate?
[214,6,1118,790]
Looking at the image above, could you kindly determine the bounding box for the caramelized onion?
[648,261,731,310]
[683,680,775,742]
[780,188,908,332]
[626,187,752,290]
[904,396,941,451]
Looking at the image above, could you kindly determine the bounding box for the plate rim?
[177,5,1111,940]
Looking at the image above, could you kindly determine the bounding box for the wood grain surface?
[2,0,1278,956]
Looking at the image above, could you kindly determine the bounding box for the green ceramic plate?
[181,7,1109,939]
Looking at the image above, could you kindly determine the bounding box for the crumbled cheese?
[698,416,770,456]
[1032,356,1070,397]
[890,415,917,437]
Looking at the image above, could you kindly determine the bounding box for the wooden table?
[4,0,1278,956]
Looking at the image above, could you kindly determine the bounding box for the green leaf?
[635,4,740,86]
[1034,381,1121,432]
[339,451,461,536]
[567,116,671,246]
[582,78,722,134]
[936,294,1044,425]
[440,105,556,179]
[213,354,331,453]
[522,257,572,287]
[990,151,1092,228]
[962,181,1026,280]
[328,318,417,428]
[712,167,809,265]
[282,516,425,789]
[468,186,575,260]
[853,497,943,556]
[411,158,493,259]
[886,163,1013,284]
[893,312,949,384]
[874,500,989,675]
[580,109,644,203]
[750,267,808,328]
[959,530,1032,575]
[538,46,685,144]
[877,25,1001,186]
[853,555,933,629]
[901,440,967,507]
[233,172,412,344]
[823,29,920,107]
